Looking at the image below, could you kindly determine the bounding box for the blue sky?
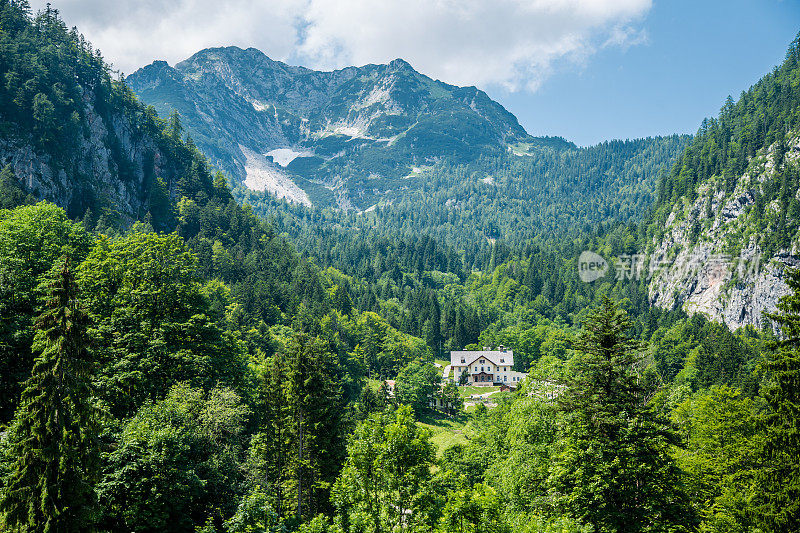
[492,0,800,146]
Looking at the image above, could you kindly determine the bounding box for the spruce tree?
[0,258,99,532]
[754,268,800,531]
[550,295,689,532]
[285,335,346,520]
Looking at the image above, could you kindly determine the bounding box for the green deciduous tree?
[395,358,441,413]
[439,483,509,533]
[77,228,245,418]
[223,488,286,533]
[332,406,436,533]
[671,385,758,532]
[99,384,250,532]
[440,380,464,416]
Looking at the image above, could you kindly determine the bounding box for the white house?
[448,346,527,386]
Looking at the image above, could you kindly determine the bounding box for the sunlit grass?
[416,411,473,458]
[458,385,500,399]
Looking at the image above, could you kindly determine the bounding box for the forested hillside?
[644,38,800,329]
[237,134,689,265]
[1,2,799,533]
[0,1,226,229]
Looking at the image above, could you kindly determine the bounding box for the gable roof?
[450,348,513,367]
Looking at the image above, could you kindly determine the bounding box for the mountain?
[644,37,800,330]
[0,4,224,231]
[127,47,528,209]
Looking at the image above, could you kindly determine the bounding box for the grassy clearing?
[458,386,500,399]
[416,411,472,458]
[434,359,450,368]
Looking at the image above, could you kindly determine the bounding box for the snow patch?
[251,101,269,112]
[265,148,313,167]
[480,176,494,184]
[240,145,311,207]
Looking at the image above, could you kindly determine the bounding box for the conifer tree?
[0,258,99,532]
[754,268,800,531]
[550,295,689,532]
[285,335,346,520]
[250,352,292,514]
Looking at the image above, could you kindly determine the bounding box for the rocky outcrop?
[647,135,800,331]
[1,86,195,223]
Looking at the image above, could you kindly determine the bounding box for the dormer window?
[460,358,465,363]
[500,358,505,363]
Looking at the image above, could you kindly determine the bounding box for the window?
[480,359,485,364]
[474,366,478,372]
[500,358,505,363]
[504,376,507,381]
[481,366,484,372]
[461,358,465,363]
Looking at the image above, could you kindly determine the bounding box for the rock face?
[0,85,192,225]
[647,135,800,331]
[127,47,528,209]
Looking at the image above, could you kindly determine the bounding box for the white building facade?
[448,346,527,386]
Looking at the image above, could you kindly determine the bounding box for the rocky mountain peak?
[387,57,414,71]
[128,47,529,210]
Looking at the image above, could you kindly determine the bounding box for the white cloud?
[30,0,305,76]
[299,0,651,90]
[31,0,651,90]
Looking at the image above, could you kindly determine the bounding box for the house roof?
[450,348,514,367]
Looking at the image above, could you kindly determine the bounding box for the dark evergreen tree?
[754,268,800,531]
[285,335,347,520]
[249,353,292,515]
[0,259,99,532]
[550,296,690,532]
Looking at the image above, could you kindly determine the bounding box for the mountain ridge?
[128,46,528,209]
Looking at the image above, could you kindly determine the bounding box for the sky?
[29,0,800,146]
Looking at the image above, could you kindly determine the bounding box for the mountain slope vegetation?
[644,38,800,329]
[0,1,231,230]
